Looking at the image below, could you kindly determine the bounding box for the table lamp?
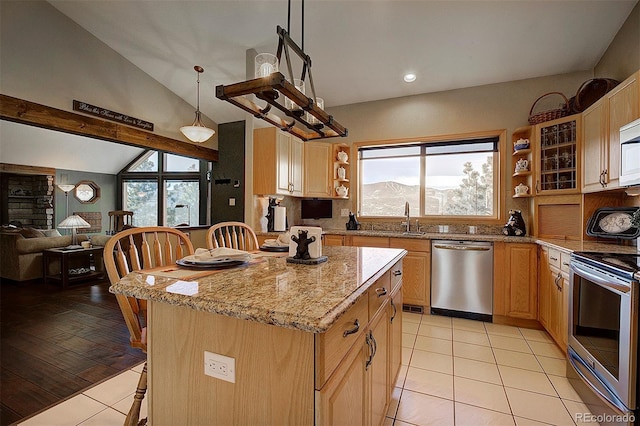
[58,215,91,249]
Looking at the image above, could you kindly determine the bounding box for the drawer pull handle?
[550,256,558,261]
[390,299,397,323]
[343,319,360,337]
[376,287,388,297]
[562,262,570,267]
[393,270,402,276]
[365,332,374,370]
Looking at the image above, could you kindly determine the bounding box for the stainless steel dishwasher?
[431,240,493,321]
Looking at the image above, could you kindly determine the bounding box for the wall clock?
[74,180,100,204]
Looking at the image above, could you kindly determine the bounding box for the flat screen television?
[301,199,333,219]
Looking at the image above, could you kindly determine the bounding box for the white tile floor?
[18,312,595,425]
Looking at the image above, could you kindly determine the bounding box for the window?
[358,133,502,219]
[119,151,208,226]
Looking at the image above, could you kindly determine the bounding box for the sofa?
[0,229,112,282]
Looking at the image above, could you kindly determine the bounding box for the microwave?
[619,118,640,187]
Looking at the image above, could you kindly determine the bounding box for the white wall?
[0,0,218,149]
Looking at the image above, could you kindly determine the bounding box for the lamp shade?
[58,215,91,229]
[57,184,75,193]
[180,122,215,143]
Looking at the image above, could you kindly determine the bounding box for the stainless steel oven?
[568,252,640,424]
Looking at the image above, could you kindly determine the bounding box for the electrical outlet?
[204,351,236,383]
[341,208,350,217]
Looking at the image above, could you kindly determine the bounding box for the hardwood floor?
[0,277,145,425]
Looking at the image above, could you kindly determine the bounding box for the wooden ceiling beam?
[0,94,219,162]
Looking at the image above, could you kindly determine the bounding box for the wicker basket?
[528,92,569,125]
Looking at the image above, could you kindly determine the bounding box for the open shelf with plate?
[512,127,534,198]
[332,144,350,198]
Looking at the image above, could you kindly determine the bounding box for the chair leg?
[124,362,148,426]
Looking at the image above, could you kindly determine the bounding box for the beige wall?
[594,0,640,81]
[0,1,218,150]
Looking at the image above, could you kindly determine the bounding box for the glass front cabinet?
[534,114,581,195]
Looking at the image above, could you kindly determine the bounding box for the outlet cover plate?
[204,351,236,383]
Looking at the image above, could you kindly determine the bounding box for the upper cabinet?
[253,127,304,197]
[534,114,581,195]
[303,142,333,197]
[582,70,640,193]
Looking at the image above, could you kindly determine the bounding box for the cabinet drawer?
[349,236,390,248]
[389,260,403,290]
[315,295,368,389]
[560,251,571,273]
[547,248,561,269]
[389,238,430,252]
[368,271,391,318]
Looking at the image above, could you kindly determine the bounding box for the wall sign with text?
[73,100,154,131]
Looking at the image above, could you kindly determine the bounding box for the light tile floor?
[18,312,594,425]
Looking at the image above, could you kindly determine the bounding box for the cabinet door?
[348,236,389,248]
[289,136,304,196]
[504,244,537,320]
[608,74,639,187]
[548,268,563,345]
[582,102,607,192]
[401,251,430,308]
[276,131,291,194]
[538,248,551,329]
[316,334,367,426]
[304,142,332,197]
[535,115,581,194]
[368,309,389,426]
[559,271,570,353]
[389,287,403,391]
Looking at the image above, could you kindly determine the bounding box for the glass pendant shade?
[180,111,215,143]
[181,65,215,143]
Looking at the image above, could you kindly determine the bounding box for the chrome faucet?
[402,201,410,232]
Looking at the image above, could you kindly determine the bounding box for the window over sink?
[357,130,505,221]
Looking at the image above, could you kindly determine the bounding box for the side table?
[43,246,106,288]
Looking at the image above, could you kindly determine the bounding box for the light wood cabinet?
[323,234,344,246]
[304,142,333,197]
[316,261,402,426]
[538,246,569,352]
[582,71,640,192]
[253,127,303,197]
[534,114,581,195]
[389,238,430,310]
[493,242,538,323]
[512,126,534,199]
[347,235,390,248]
[332,144,351,199]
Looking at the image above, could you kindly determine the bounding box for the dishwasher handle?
[433,244,491,251]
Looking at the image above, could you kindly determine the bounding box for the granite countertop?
[109,246,406,334]
[259,230,638,254]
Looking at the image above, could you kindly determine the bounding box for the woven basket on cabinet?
[528,92,570,125]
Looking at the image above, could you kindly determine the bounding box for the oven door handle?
[570,262,632,294]
[568,348,632,415]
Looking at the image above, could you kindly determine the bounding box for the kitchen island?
[110,245,406,425]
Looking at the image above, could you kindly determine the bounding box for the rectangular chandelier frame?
[215,26,348,141]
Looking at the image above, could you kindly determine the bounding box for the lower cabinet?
[323,234,345,246]
[493,242,538,322]
[316,260,402,426]
[390,238,430,309]
[538,246,570,352]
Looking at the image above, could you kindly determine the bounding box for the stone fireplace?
[1,172,55,228]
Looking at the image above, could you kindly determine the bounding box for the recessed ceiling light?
[403,73,417,83]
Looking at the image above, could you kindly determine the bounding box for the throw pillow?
[19,227,46,238]
[43,229,62,237]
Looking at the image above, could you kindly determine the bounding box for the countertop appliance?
[431,240,493,321]
[568,251,640,425]
[620,117,640,187]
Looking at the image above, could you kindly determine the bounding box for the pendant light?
[180,65,215,143]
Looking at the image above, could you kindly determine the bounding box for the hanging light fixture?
[216,0,347,141]
[180,65,215,143]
